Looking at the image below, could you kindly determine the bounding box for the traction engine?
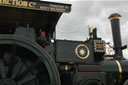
[0,0,128,85]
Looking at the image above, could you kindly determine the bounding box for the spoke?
[11,59,23,79]
[8,45,16,77]
[17,75,36,85]
[16,59,41,81]
[0,57,6,78]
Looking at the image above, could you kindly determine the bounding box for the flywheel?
[0,35,61,85]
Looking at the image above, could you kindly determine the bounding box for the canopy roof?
[0,0,71,37]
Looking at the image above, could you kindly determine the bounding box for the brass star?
[79,48,86,56]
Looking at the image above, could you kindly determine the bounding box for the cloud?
[56,1,128,57]
[40,0,128,57]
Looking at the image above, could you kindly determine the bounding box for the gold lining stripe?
[109,16,120,20]
[114,59,122,84]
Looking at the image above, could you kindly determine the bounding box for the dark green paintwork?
[56,39,94,63]
[101,60,119,79]
[77,72,107,85]
[0,34,61,85]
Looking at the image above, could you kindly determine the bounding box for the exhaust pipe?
[108,13,123,59]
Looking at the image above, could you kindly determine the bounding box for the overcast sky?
[43,0,128,57]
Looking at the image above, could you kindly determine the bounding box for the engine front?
[54,13,128,85]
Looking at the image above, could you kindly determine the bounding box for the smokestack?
[108,13,123,59]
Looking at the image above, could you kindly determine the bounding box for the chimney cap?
[108,13,121,20]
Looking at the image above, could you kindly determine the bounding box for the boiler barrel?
[101,59,128,85]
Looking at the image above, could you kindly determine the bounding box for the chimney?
[108,13,123,59]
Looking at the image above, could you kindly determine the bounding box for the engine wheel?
[0,35,61,85]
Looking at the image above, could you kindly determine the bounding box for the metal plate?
[75,44,90,60]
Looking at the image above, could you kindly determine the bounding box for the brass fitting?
[64,65,68,71]
[88,26,93,38]
[108,13,121,20]
[89,27,93,35]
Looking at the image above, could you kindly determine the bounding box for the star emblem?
[79,48,86,56]
[75,44,89,60]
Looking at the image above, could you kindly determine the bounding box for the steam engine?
[0,0,128,85]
